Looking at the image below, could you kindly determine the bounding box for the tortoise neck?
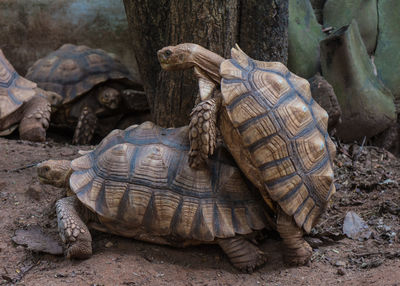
[191,45,225,84]
[64,167,74,188]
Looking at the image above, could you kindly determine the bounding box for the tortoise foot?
[283,241,312,266]
[19,96,51,142]
[235,249,267,273]
[218,237,267,273]
[188,98,219,169]
[72,106,97,145]
[56,196,92,259]
[188,150,207,169]
[19,126,46,142]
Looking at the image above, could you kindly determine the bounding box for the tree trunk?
[239,0,289,64]
[124,0,239,127]
[124,0,288,126]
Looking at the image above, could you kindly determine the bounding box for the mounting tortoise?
[158,43,336,265]
[0,49,52,142]
[26,44,149,145]
[37,121,275,272]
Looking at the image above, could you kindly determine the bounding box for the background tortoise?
[158,43,336,265]
[37,121,274,272]
[26,44,149,145]
[0,49,51,142]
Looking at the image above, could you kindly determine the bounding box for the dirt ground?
[1,131,400,286]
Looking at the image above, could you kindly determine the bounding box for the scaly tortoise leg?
[72,106,97,145]
[19,95,51,142]
[56,196,92,259]
[218,236,267,273]
[277,207,312,265]
[188,95,221,169]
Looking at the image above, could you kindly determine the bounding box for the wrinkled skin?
[97,87,121,110]
[158,44,196,70]
[37,159,72,188]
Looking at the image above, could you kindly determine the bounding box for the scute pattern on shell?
[69,122,272,241]
[219,48,336,233]
[25,44,135,104]
[0,49,38,118]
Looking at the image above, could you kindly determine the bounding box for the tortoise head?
[37,159,72,188]
[97,87,121,110]
[44,90,63,106]
[157,43,199,70]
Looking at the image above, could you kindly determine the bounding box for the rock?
[335,260,346,267]
[304,237,324,248]
[343,211,372,241]
[320,20,396,142]
[375,0,400,105]
[337,268,346,276]
[323,0,378,54]
[309,73,341,132]
[288,0,324,78]
[105,241,114,248]
[12,225,63,255]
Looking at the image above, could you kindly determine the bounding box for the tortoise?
[37,121,275,272]
[0,48,51,142]
[158,43,336,265]
[26,44,149,145]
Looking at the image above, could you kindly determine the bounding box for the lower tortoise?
[37,121,274,272]
[158,43,336,265]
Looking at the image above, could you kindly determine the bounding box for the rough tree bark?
[124,0,288,127]
[240,0,289,64]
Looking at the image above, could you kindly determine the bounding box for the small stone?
[335,260,346,267]
[105,241,113,248]
[343,211,372,240]
[304,237,323,248]
[337,268,346,276]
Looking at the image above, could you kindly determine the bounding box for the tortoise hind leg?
[189,95,221,169]
[56,196,92,259]
[218,236,267,273]
[72,106,97,145]
[277,207,312,265]
[19,95,51,142]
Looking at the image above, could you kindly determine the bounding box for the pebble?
[105,241,113,248]
[337,268,346,276]
[335,260,346,267]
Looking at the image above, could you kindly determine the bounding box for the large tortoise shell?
[69,122,272,241]
[25,44,136,105]
[219,47,336,233]
[0,49,39,119]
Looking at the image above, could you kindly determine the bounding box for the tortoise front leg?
[56,196,92,259]
[188,95,221,169]
[218,236,267,273]
[19,95,51,142]
[72,106,97,145]
[276,207,312,265]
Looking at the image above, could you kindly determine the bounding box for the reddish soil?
[1,134,400,286]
